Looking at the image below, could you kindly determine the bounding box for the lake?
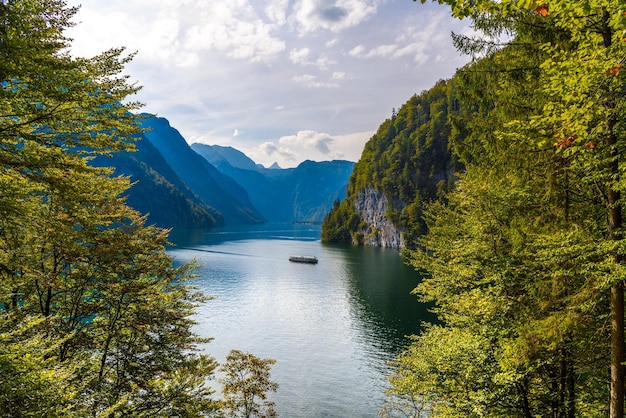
[168,224,433,417]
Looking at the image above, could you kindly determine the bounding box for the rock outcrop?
[353,188,405,248]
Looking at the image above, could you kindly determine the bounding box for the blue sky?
[66,0,471,168]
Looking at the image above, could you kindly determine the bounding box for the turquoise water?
[168,224,432,417]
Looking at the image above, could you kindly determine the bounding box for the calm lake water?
[168,224,433,417]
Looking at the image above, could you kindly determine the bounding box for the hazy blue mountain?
[91,135,221,229]
[191,143,354,224]
[141,117,265,225]
[195,144,259,171]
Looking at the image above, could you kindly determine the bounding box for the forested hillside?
[92,132,222,229]
[381,1,626,417]
[321,80,462,248]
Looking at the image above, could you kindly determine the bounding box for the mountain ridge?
[141,116,265,225]
[191,143,354,224]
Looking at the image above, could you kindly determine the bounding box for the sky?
[65,0,472,168]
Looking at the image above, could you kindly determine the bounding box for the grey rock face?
[353,188,405,248]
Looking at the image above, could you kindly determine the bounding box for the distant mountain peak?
[191,143,259,172]
[268,162,282,170]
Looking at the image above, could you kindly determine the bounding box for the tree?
[414,0,626,414]
[0,1,219,415]
[396,167,609,416]
[385,1,626,414]
[219,350,278,418]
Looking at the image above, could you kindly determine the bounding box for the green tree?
[416,0,626,414]
[219,350,278,418]
[384,0,626,414]
[395,168,609,416]
[0,1,219,415]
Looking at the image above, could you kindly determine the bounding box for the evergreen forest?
[378,0,626,417]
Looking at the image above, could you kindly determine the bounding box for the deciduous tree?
[219,350,278,418]
[388,0,626,414]
[0,1,219,415]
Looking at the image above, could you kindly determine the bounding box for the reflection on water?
[168,223,322,246]
[340,244,435,360]
[167,225,432,417]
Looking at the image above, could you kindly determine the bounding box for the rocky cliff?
[321,79,462,249]
[353,188,405,248]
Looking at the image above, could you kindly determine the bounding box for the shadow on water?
[325,243,436,357]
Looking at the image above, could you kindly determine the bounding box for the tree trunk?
[607,110,624,418]
[610,283,624,418]
[602,8,624,414]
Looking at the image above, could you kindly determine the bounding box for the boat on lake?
[289,255,318,264]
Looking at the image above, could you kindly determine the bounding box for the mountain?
[141,117,265,225]
[321,79,462,249]
[192,143,259,171]
[191,143,354,224]
[91,133,221,229]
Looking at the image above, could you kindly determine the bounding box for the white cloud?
[331,131,374,161]
[290,47,336,69]
[292,74,316,83]
[290,47,311,65]
[348,45,365,57]
[291,74,339,88]
[259,141,279,154]
[280,130,334,154]
[257,141,298,161]
[292,0,379,33]
[247,129,372,167]
[346,12,454,65]
[183,3,286,63]
[68,1,286,65]
[278,129,372,159]
[325,38,339,48]
[366,44,397,58]
[264,0,290,25]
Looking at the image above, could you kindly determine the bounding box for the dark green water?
[168,224,433,417]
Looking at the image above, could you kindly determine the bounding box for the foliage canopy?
[0,1,220,415]
[384,0,626,416]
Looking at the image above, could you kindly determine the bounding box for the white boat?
[289,255,318,264]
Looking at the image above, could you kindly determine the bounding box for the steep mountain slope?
[191,143,354,224]
[91,134,221,229]
[141,117,265,225]
[195,143,259,171]
[321,80,463,248]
